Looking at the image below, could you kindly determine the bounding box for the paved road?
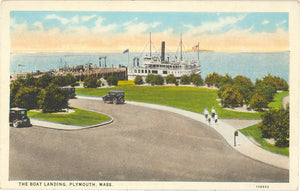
[10,99,288,181]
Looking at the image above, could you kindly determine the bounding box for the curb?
[30,107,113,131]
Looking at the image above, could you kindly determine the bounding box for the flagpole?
[197,42,200,61]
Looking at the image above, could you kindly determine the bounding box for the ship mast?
[150,32,152,57]
[180,34,183,61]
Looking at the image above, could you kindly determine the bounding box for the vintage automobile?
[9,107,32,128]
[102,89,125,104]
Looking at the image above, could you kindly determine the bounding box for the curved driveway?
[9,99,288,181]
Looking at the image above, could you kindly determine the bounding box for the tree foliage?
[84,75,99,88]
[180,75,190,85]
[38,84,69,112]
[134,75,144,85]
[259,107,289,146]
[145,74,155,84]
[262,74,289,91]
[152,75,164,85]
[190,73,203,86]
[220,84,243,107]
[218,73,233,88]
[249,92,269,111]
[14,86,40,109]
[205,72,221,87]
[233,75,254,104]
[38,73,54,88]
[165,74,177,84]
[107,75,118,86]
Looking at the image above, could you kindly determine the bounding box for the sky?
[10,11,289,52]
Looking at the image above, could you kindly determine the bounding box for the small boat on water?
[127,33,201,80]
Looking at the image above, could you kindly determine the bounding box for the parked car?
[103,89,125,104]
[9,108,31,128]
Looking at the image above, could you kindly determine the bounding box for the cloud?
[124,21,161,34]
[200,15,246,33]
[91,16,118,33]
[33,22,43,31]
[45,14,69,24]
[71,16,79,24]
[262,20,269,25]
[81,15,96,22]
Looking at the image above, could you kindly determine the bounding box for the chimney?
[161,41,165,62]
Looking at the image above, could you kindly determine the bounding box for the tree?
[249,92,269,111]
[205,72,220,87]
[253,82,276,102]
[152,75,164,85]
[134,75,144,85]
[10,77,26,107]
[38,73,54,88]
[220,85,243,107]
[165,74,177,84]
[233,75,254,104]
[190,73,203,86]
[259,107,289,146]
[38,84,68,112]
[84,75,99,88]
[180,75,190,85]
[145,74,155,84]
[14,86,40,109]
[107,75,118,86]
[262,74,289,91]
[218,73,233,88]
[24,73,37,87]
[65,73,77,86]
[53,75,67,87]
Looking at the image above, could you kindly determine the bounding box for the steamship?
[127,34,201,80]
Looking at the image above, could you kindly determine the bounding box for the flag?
[192,45,199,51]
[123,49,129,54]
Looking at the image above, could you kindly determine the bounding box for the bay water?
[10,51,289,83]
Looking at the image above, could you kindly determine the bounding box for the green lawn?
[28,107,111,126]
[76,84,261,119]
[268,91,289,108]
[240,124,289,156]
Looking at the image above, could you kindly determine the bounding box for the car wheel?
[13,120,20,128]
[120,98,125,104]
[113,98,118,104]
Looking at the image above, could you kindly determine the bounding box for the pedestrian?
[204,108,209,121]
[215,114,218,124]
[211,106,215,118]
[207,114,211,125]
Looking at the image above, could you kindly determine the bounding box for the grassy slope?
[76,84,261,119]
[240,124,289,156]
[28,107,110,126]
[268,91,289,108]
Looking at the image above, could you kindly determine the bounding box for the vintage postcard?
[0,0,299,190]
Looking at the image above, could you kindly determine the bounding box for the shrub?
[190,73,203,86]
[107,75,118,86]
[152,75,164,85]
[14,86,40,109]
[218,73,233,88]
[180,75,190,85]
[249,92,269,111]
[220,84,243,107]
[260,107,289,146]
[205,72,220,87]
[38,84,68,112]
[165,74,177,84]
[84,75,99,88]
[145,74,155,84]
[134,75,144,85]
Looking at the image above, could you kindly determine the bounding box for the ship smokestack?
[161,41,165,62]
